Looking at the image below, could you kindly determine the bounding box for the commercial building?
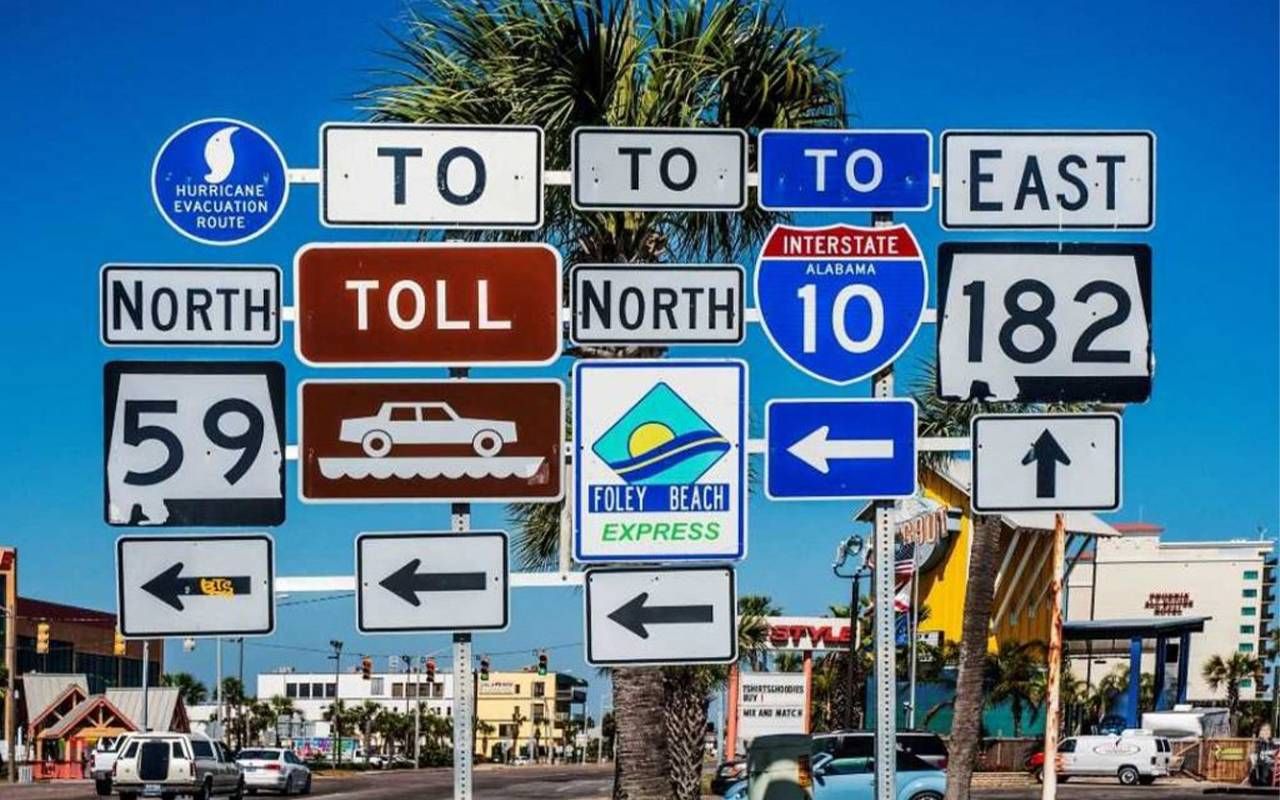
[476,670,588,761]
[1066,522,1277,702]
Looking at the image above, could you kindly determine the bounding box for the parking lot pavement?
[972,778,1254,799]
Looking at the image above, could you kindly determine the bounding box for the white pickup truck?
[93,735,129,795]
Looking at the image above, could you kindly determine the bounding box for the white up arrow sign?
[787,426,895,474]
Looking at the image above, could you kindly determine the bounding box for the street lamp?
[328,640,343,768]
[833,535,868,730]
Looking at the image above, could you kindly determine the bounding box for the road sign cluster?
[108,119,1155,671]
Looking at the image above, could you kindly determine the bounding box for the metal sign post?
[1041,512,1067,800]
[450,367,474,800]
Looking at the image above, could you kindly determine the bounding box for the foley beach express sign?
[152,118,289,245]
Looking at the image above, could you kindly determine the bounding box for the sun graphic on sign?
[593,383,729,486]
[627,421,676,458]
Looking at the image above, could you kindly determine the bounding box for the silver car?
[236,748,312,795]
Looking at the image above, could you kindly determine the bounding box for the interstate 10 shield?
[755,224,927,385]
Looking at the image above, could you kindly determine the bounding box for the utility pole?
[451,364,475,800]
[215,638,223,740]
[4,600,16,784]
[141,641,150,732]
[907,546,921,729]
[329,640,343,768]
[1041,513,1068,800]
[413,658,421,768]
[833,535,866,729]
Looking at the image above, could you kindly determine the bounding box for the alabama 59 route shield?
[756,224,927,385]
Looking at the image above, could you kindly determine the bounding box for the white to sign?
[570,265,743,345]
[356,531,508,634]
[584,566,737,666]
[971,413,1122,513]
[321,123,543,228]
[104,362,286,527]
[573,360,746,562]
[942,131,1155,229]
[738,673,807,742]
[936,243,1152,403]
[116,535,274,638]
[572,128,747,210]
[101,265,281,346]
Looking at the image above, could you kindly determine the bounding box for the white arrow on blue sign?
[755,224,928,385]
[765,398,918,501]
[758,129,932,211]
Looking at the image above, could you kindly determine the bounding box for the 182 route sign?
[104,362,286,526]
[936,243,1153,403]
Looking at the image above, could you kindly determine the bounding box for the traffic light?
[36,622,50,654]
[361,656,373,680]
[424,657,436,685]
[537,650,548,676]
[479,656,490,682]
[114,630,126,656]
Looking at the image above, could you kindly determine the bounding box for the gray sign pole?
[450,367,475,800]
[871,210,898,800]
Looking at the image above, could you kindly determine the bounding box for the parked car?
[339,402,518,458]
[111,732,244,800]
[1026,733,1174,785]
[235,748,312,795]
[813,730,949,770]
[710,758,747,795]
[723,750,945,800]
[93,735,132,795]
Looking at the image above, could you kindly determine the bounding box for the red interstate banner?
[295,243,561,366]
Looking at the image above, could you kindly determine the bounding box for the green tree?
[322,700,350,764]
[220,677,247,748]
[363,2,844,797]
[267,695,297,746]
[162,672,209,706]
[1202,651,1264,730]
[984,641,1045,737]
[350,700,382,755]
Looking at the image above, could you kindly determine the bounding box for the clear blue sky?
[2,1,1276,705]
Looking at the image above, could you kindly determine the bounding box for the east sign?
[321,123,543,229]
[294,243,561,366]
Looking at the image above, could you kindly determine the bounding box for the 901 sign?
[105,362,286,527]
[936,243,1152,403]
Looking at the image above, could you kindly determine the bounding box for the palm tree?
[363,3,844,797]
[162,672,208,706]
[247,701,274,746]
[738,595,781,671]
[1203,651,1264,729]
[774,653,804,673]
[322,700,350,763]
[477,720,497,760]
[267,695,297,746]
[350,701,382,756]
[984,641,1046,737]
[220,677,247,749]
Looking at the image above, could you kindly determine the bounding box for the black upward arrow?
[141,563,252,611]
[1021,429,1072,498]
[607,592,714,639]
[379,559,487,607]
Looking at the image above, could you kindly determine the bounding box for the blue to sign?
[151,118,289,246]
[758,129,932,211]
[756,224,927,385]
[766,398,917,500]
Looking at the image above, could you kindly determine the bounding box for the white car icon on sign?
[339,402,519,458]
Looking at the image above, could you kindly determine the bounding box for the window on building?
[1240,643,1254,653]
[533,682,545,698]
[1244,570,1259,580]
[1240,679,1253,689]
[1241,625,1256,634]
[1243,588,1258,598]
[326,683,337,698]
[285,683,298,698]
[311,682,324,697]
[370,677,384,695]
[392,682,404,699]
[299,683,311,699]
[1242,607,1257,616]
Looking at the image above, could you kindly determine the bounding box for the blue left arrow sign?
[765,398,918,501]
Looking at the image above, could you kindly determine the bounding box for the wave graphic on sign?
[318,456,546,481]
[594,383,728,485]
[203,125,240,184]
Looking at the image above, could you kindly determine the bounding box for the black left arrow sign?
[607,592,715,639]
[142,562,252,611]
[1021,429,1072,498]
[379,559,487,607]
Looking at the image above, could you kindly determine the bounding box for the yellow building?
[860,462,1119,650]
[475,670,588,761]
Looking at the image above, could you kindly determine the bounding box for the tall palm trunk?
[663,668,710,800]
[943,515,1001,800]
[613,667,669,800]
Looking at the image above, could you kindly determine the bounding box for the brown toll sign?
[294,243,562,366]
[299,379,563,503]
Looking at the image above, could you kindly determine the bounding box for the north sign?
[971,413,1121,512]
[941,131,1155,229]
[151,118,289,246]
[105,362,286,527]
[756,224,927,385]
[299,379,563,503]
[101,265,281,347]
[572,128,747,210]
[584,566,737,666]
[936,242,1153,403]
[356,531,508,634]
[765,398,918,501]
[570,264,743,345]
[295,243,561,366]
[758,129,932,211]
[321,123,543,229]
[573,360,746,563]
[116,534,274,637]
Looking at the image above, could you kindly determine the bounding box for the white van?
[1057,733,1175,785]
